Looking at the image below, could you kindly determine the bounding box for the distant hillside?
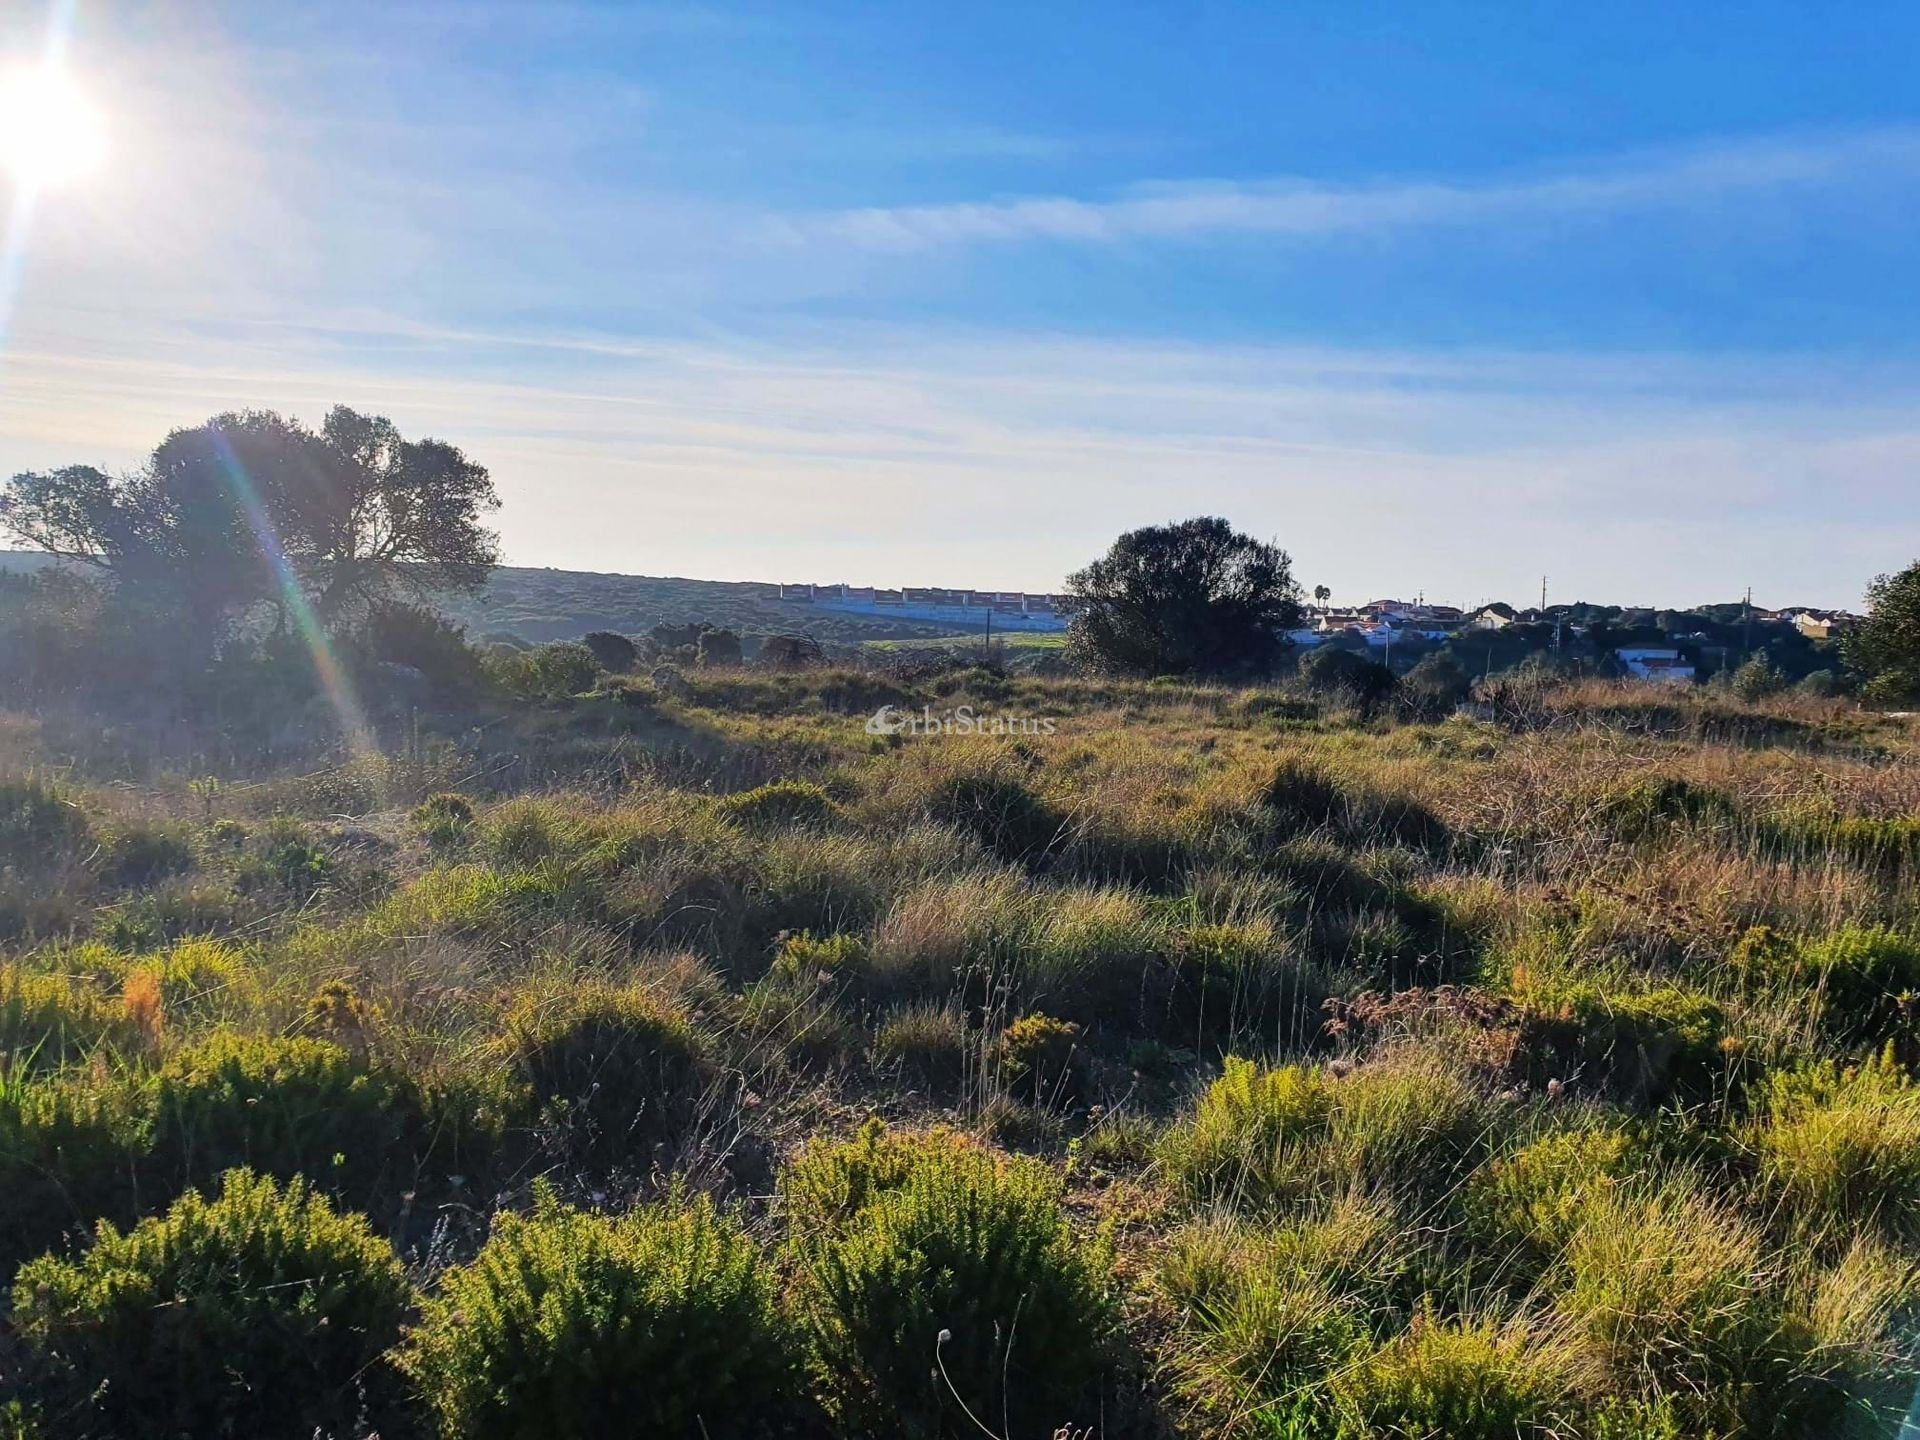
[422,566,979,646]
[0,552,978,646]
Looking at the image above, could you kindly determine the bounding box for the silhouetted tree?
[696,628,743,667]
[291,407,500,621]
[1401,652,1471,717]
[1846,562,1920,703]
[582,631,639,672]
[1297,646,1397,710]
[0,407,499,642]
[1066,517,1302,677]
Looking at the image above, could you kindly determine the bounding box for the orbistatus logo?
[864,704,1057,737]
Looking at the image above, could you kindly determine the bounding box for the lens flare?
[0,62,106,188]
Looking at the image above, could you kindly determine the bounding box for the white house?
[1615,647,1695,683]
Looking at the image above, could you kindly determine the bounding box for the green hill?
[0,552,982,647]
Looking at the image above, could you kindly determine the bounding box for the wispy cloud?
[3,319,1915,608]
[775,128,1920,250]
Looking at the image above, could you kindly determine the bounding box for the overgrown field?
[4,667,1920,1438]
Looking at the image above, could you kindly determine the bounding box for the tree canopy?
[1066,516,1302,677]
[1845,561,1920,703]
[0,406,499,635]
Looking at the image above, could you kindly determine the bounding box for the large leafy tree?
[1066,516,1303,677]
[0,406,499,636]
[1845,562,1920,703]
[291,407,500,621]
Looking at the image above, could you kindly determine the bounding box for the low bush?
[1746,1050,1920,1239]
[412,790,477,848]
[720,778,838,828]
[1166,920,1326,1052]
[0,776,90,873]
[1160,1056,1332,1210]
[1259,755,1346,831]
[487,640,600,699]
[1602,775,1739,843]
[0,965,143,1072]
[1463,1121,1638,1273]
[1163,1049,1494,1212]
[501,981,711,1169]
[1332,1312,1582,1439]
[874,1002,969,1092]
[1156,1197,1411,1429]
[924,768,1061,862]
[0,1073,145,1278]
[794,1128,1116,1438]
[1297,647,1398,710]
[996,1011,1084,1105]
[148,1031,429,1204]
[582,629,639,672]
[99,822,196,886]
[12,1168,411,1440]
[400,1187,796,1439]
[1511,976,1728,1105]
[1733,924,1920,1046]
[1552,1175,1780,1424]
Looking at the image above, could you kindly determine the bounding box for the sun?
[0,62,107,189]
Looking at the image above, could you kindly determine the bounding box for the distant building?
[1791,611,1855,641]
[1615,647,1695,683]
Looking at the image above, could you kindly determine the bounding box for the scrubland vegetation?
[4,642,1920,1439]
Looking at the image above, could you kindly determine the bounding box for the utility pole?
[1541,575,1548,612]
[1743,586,1752,659]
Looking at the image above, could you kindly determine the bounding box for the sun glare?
[0,62,106,189]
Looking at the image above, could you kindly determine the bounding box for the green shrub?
[1746,1050,1920,1238]
[1400,652,1474,719]
[1464,1122,1638,1270]
[925,769,1060,862]
[401,1187,796,1439]
[12,1169,410,1440]
[1553,1175,1779,1415]
[581,629,639,672]
[1296,648,1397,709]
[721,779,838,828]
[0,776,90,872]
[412,790,477,848]
[0,1072,145,1279]
[99,822,196,886]
[1259,755,1346,830]
[873,1002,969,1092]
[997,1011,1084,1104]
[769,928,864,985]
[1157,1199,1406,1429]
[488,640,601,699]
[0,965,142,1072]
[502,982,710,1169]
[796,1129,1116,1438]
[1161,1056,1332,1209]
[1602,775,1738,842]
[1331,1312,1581,1439]
[1730,654,1787,701]
[148,1031,427,1202]
[1163,1050,1493,1211]
[780,1119,979,1235]
[1512,977,1728,1104]
[1167,920,1325,1052]
[1735,925,1920,1045]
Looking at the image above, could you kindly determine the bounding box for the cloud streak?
[778,128,1920,250]
[3,319,1915,609]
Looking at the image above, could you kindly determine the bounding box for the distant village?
[777,581,1860,684]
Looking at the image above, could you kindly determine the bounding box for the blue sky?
[1,0,1918,606]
